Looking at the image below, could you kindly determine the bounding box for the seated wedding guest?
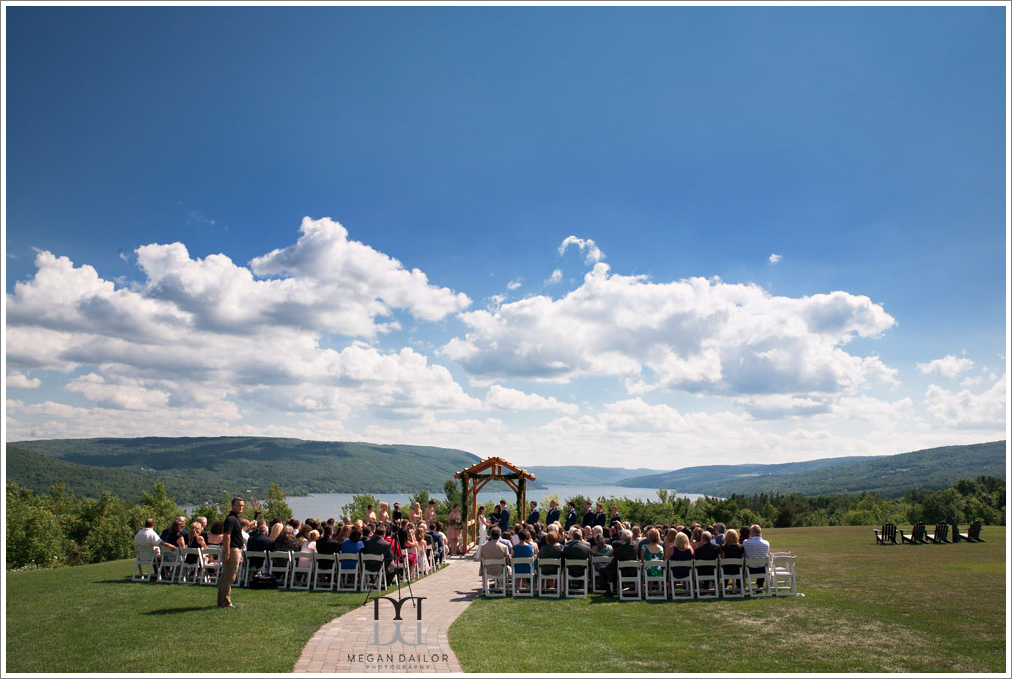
[694,531,721,593]
[134,518,170,560]
[204,521,224,546]
[185,521,208,564]
[690,526,706,552]
[739,525,751,543]
[592,533,613,579]
[161,517,188,551]
[662,526,680,560]
[315,524,342,555]
[562,527,593,578]
[538,530,563,578]
[668,531,694,580]
[245,520,273,572]
[478,526,511,579]
[297,529,319,569]
[641,528,665,594]
[340,527,364,571]
[601,529,638,596]
[268,521,284,545]
[363,524,397,578]
[713,523,727,546]
[720,528,744,577]
[273,524,299,552]
[512,528,535,577]
[743,524,770,587]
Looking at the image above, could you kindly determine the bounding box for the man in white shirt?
[742,523,771,588]
[134,518,172,563]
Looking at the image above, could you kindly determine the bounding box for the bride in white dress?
[474,505,489,558]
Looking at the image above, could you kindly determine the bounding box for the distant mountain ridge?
[7,436,481,504]
[617,441,1007,498]
[524,465,672,486]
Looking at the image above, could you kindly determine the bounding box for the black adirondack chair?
[925,523,950,544]
[874,523,901,545]
[962,520,986,542]
[902,523,927,544]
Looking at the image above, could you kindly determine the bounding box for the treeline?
[7,476,1003,571]
[5,481,294,571]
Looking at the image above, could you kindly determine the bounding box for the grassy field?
[448,526,1007,673]
[4,562,380,673]
[5,526,1007,673]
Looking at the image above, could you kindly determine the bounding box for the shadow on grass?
[145,606,215,615]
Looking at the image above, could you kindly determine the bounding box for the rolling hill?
[617,441,1007,497]
[7,437,481,504]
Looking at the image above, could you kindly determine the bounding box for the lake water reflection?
[286,484,703,520]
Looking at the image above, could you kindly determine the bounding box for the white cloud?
[485,385,579,414]
[917,354,975,379]
[6,372,41,389]
[923,374,1007,427]
[769,254,782,265]
[559,236,604,264]
[546,269,563,285]
[443,262,897,400]
[507,278,522,291]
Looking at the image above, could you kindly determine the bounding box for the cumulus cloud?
[6,372,41,389]
[546,269,563,285]
[769,254,782,265]
[559,236,604,264]
[917,354,975,379]
[4,220,480,439]
[443,262,897,399]
[923,374,1007,427]
[485,385,579,414]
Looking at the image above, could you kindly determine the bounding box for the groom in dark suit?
[498,499,511,532]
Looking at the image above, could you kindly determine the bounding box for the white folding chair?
[564,558,589,598]
[693,559,719,599]
[337,553,360,592]
[668,560,694,600]
[745,557,771,597]
[132,548,159,582]
[269,551,293,589]
[618,560,642,600]
[643,559,667,600]
[312,553,337,591]
[511,557,535,596]
[591,556,611,594]
[290,552,313,590]
[200,547,223,586]
[176,549,203,584]
[719,557,746,599]
[537,558,562,598]
[770,554,799,596]
[481,558,508,597]
[156,550,180,583]
[360,554,388,592]
[243,550,270,587]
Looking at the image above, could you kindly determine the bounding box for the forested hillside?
[7,437,480,504]
[619,441,1006,497]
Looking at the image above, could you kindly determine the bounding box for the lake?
[285,484,703,520]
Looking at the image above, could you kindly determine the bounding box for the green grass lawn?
[4,562,384,673]
[448,526,1007,673]
[5,527,1007,673]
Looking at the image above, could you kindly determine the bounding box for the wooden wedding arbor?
[454,456,536,552]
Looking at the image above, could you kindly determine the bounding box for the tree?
[263,483,293,522]
[138,482,180,531]
[341,494,379,522]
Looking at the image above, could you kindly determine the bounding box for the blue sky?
[4,5,1008,470]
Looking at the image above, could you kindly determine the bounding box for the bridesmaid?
[447,504,462,556]
[424,499,437,527]
[377,502,390,523]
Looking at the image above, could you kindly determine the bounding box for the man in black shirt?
[315,525,342,555]
[245,520,273,573]
[581,501,595,529]
[218,496,245,608]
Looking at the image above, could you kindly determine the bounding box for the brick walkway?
[294,555,481,673]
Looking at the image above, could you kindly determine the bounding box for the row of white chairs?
[481,554,799,600]
[133,547,443,592]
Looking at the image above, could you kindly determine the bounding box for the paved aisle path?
[294,555,481,673]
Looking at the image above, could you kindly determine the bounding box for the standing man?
[564,501,578,530]
[545,499,561,527]
[593,502,607,528]
[498,499,511,533]
[582,501,595,529]
[218,496,245,609]
[526,500,540,525]
[609,505,622,527]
